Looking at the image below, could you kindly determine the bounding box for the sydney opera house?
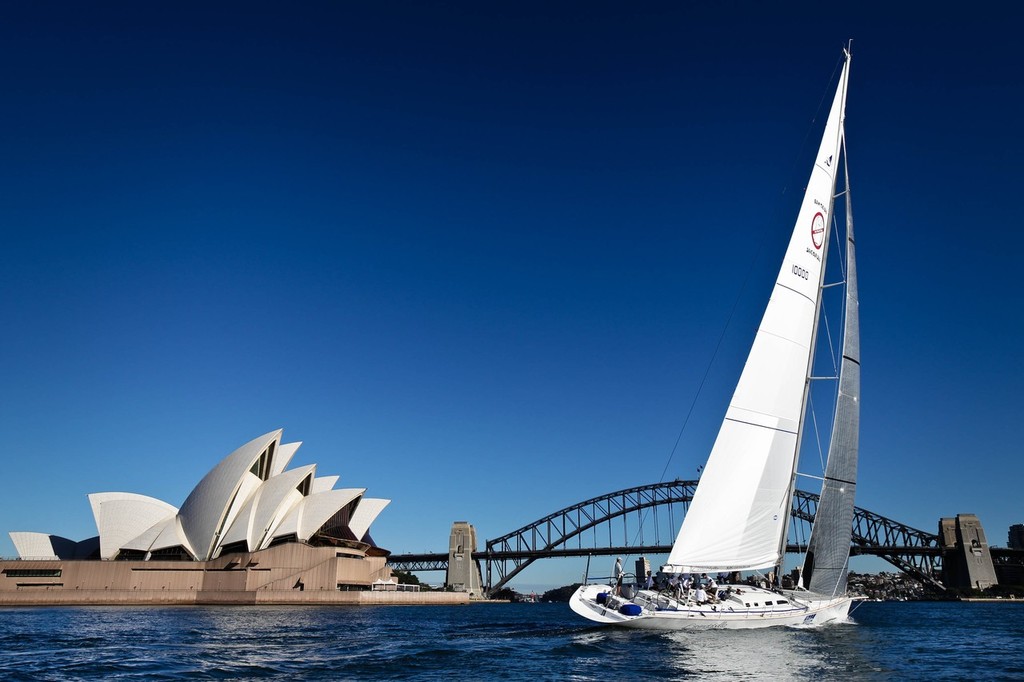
[1,429,463,605]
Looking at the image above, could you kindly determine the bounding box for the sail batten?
[724,418,798,435]
[666,54,851,574]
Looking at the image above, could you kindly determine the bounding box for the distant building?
[1009,524,1024,550]
[0,430,464,605]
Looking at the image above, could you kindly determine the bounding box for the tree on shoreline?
[542,584,582,602]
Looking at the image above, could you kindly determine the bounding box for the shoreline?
[958,597,1023,603]
[0,589,469,607]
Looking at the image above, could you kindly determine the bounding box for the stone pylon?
[446,521,483,598]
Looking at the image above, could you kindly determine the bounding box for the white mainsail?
[666,54,851,573]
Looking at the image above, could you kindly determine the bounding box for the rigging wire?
[803,194,850,481]
[808,394,827,476]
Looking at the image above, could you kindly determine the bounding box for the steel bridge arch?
[482,480,943,593]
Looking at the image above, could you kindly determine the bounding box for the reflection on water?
[665,627,812,680]
[657,620,885,681]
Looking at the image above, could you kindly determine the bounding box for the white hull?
[570,583,853,631]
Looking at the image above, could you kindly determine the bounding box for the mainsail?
[666,53,851,573]
[802,135,860,597]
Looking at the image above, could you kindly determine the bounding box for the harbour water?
[1,601,1021,680]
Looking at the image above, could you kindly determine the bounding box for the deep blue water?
[1,601,1022,680]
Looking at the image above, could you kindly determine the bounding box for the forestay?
[665,55,851,573]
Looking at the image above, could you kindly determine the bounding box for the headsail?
[666,52,851,573]
[802,131,859,597]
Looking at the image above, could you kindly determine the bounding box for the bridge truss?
[388,480,945,593]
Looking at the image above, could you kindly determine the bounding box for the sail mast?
[801,125,860,596]
[777,48,852,584]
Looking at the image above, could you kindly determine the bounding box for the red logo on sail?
[811,212,825,249]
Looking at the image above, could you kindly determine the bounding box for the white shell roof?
[88,492,178,560]
[311,475,339,493]
[9,531,60,560]
[148,516,194,555]
[177,429,281,560]
[219,464,315,552]
[348,498,391,542]
[121,517,170,553]
[216,472,262,552]
[269,441,301,478]
[10,428,389,561]
[122,516,195,557]
[272,487,365,542]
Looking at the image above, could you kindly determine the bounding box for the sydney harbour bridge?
[387,480,1023,594]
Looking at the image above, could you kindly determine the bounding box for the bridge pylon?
[446,521,484,597]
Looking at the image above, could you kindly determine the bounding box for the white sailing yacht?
[570,45,860,630]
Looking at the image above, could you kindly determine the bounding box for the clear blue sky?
[1,3,1020,589]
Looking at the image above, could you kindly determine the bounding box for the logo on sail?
[811,212,825,249]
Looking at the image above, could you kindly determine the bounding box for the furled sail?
[666,54,851,573]
[802,134,859,597]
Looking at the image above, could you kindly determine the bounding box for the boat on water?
[570,44,860,630]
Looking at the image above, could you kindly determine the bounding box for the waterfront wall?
[1,542,469,606]
[0,588,468,606]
